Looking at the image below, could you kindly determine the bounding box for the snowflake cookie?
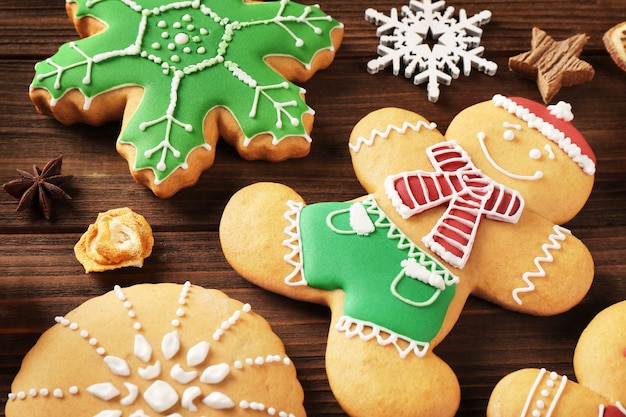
[7,282,305,417]
[365,0,497,103]
[30,0,343,198]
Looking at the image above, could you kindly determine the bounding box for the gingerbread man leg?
[325,295,461,417]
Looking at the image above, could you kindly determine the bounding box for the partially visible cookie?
[74,207,154,273]
[603,21,626,72]
[30,0,343,197]
[509,27,594,103]
[6,282,305,417]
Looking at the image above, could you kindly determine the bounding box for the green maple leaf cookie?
[31,0,343,197]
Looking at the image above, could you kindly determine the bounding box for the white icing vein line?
[350,120,437,152]
[512,225,571,305]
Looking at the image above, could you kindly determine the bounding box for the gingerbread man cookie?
[220,94,596,416]
[488,300,626,417]
[30,0,343,197]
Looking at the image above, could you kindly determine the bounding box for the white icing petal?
[87,382,121,401]
[161,330,180,360]
[170,364,198,384]
[93,411,123,417]
[134,334,153,363]
[129,410,149,417]
[203,391,235,409]
[143,380,179,413]
[104,355,131,376]
[138,360,161,380]
[187,341,210,367]
[182,386,202,412]
[120,383,139,406]
[200,363,231,384]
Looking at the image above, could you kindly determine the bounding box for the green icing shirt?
[297,195,459,352]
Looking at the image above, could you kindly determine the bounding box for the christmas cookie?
[487,300,626,417]
[603,21,626,72]
[509,27,594,103]
[6,282,305,417]
[30,0,343,198]
[220,94,595,416]
[74,207,154,273]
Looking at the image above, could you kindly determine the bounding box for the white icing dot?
[29,388,37,397]
[53,389,63,398]
[550,371,558,380]
[151,42,161,50]
[171,319,180,327]
[161,32,170,39]
[173,22,182,29]
[175,33,190,45]
[96,347,106,355]
[17,391,26,399]
[39,388,49,396]
[255,356,265,365]
[158,20,167,28]
[529,148,542,160]
[541,389,549,397]
[197,47,206,54]
[503,129,515,141]
[134,322,142,330]
[234,360,243,369]
[123,301,132,309]
[69,386,79,395]
[536,399,545,409]
[200,28,208,35]
[532,410,540,417]
[171,55,181,63]
[80,330,89,338]
[183,14,192,22]
[89,338,98,345]
[187,24,195,31]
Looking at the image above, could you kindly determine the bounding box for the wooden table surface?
[1,0,626,415]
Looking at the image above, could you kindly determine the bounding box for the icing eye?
[529,148,542,160]
[503,129,515,141]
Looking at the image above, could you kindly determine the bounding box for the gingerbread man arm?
[469,211,593,315]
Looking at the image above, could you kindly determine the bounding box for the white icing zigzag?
[349,120,437,152]
[512,225,571,305]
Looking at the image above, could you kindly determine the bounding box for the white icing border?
[492,94,595,175]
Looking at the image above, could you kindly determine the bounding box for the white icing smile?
[477,132,543,181]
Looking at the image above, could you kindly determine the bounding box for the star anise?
[3,156,73,219]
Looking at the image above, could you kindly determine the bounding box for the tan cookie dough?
[6,282,305,417]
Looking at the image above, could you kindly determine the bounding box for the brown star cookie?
[509,27,595,103]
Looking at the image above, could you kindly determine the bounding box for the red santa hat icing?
[492,94,596,175]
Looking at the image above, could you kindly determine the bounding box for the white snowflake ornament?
[366,0,497,102]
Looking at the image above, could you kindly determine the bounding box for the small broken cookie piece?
[74,207,154,273]
[509,27,595,103]
[603,21,626,72]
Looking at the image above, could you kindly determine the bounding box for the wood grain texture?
[1,0,626,415]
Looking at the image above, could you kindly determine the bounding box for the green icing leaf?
[31,0,342,188]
